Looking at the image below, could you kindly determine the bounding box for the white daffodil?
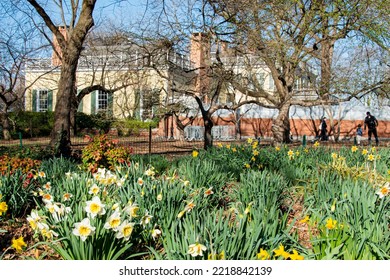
[41,193,53,204]
[140,211,153,227]
[115,220,135,241]
[188,243,207,257]
[27,210,44,231]
[88,184,100,195]
[151,228,162,240]
[104,210,121,231]
[123,202,139,218]
[376,183,390,198]
[72,218,95,241]
[137,177,144,186]
[85,196,106,218]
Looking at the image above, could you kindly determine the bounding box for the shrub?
[0,155,41,175]
[8,111,54,138]
[81,134,133,172]
[75,112,114,135]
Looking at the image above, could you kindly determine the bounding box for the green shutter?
[134,90,141,119]
[91,91,96,114]
[78,98,83,112]
[32,90,37,112]
[108,93,113,116]
[47,90,53,111]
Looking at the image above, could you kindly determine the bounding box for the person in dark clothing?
[364,112,379,146]
[320,117,328,141]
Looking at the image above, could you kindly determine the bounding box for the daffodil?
[43,182,51,191]
[325,218,337,230]
[27,210,43,230]
[192,150,199,157]
[257,248,270,260]
[104,210,121,231]
[62,192,73,201]
[11,236,27,252]
[287,150,294,157]
[72,218,95,241]
[231,147,237,152]
[273,244,290,259]
[362,149,368,155]
[289,249,304,260]
[331,152,338,160]
[88,184,100,195]
[245,163,250,169]
[247,138,253,144]
[188,242,207,257]
[85,196,106,218]
[376,183,390,198]
[0,201,8,216]
[204,187,214,197]
[157,193,163,201]
[299,215,310,224]
[151,228,162,240]
[116,220,134,241]
[367,154,375,161]
[275,146,281,151]
[140,211,153,227]
[253,150,259,156]
[124,202,139,218]
[144,167,156,177]
[314,141,320,147]
[351,146,358,152]
[137,177,144,186]
[38,171,46,178]
[41,193,53,204]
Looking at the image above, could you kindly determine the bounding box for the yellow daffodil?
[247,138,253,144]
[72,218,95,241]
[0,201,8,216]
[226,144,231,149]
[287,150,294,157]
[362,149,368,155]
[273,244,290,259]
[295,151,300,156]
[299,215,310,224]
[231,147,237,152]
[257,248,270,260]
[331,153,338,160]
[188,242,207,257]
[251,156,256,162]
[253,150,259,156]
[245,163,250,169]
[313,141,320,147]
[325,218,337,230]
[12,236,27,252]
[217,143,223,148]
[192,150,199,157]
[351,146,358,152]
[177,210,185,219]
[275,146,281,151]
[371,147,376,152]
[289,249,304,260]
[208,251,225,260]
[304,148,309,153]
[367,154,375,161]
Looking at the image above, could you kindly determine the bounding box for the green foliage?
[113,118,157,136]
[8,111,54,138]
[75,112,114,134]
[81,134,133,172]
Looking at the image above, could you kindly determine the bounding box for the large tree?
[25,0,97,155]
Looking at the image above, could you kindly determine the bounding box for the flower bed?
[1,138,389,260]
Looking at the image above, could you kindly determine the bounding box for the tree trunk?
[271,103,291,143]
[204,116,213,150]
[50,62,78,156]
[1,113,11,140]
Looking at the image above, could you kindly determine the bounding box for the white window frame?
[37,89,49,112]
[96,90,109,112]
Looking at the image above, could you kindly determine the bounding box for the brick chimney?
[190,32,211,96]
[51,26,68,66]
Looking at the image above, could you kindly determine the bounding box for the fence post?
[302,135,306,147]
[353,136,357,145]
[19,131,23,148]
[148,125,152,156]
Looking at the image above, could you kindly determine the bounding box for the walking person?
[356,124,363,145]
[320,116,328,141]
[364,112,379,146]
